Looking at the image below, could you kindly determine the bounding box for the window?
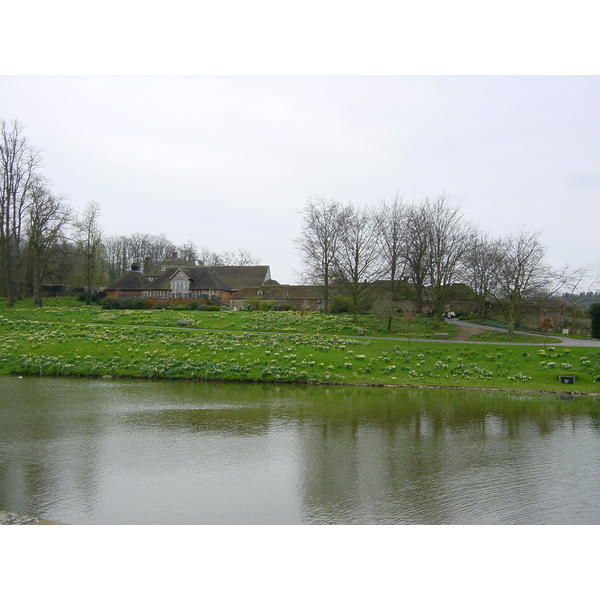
[257,290,263,296]
[171,277,190,294]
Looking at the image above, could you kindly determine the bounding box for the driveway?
[444,319,600,348]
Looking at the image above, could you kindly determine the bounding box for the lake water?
[1,376,599,525]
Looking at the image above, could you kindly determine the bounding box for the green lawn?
[1,300,599,394]
[0,297,457,339]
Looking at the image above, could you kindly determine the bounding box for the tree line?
[1,119,74,307]
[0,119,259,307]
[104,234,260,284]
[295,194,585,334]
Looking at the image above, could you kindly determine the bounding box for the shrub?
[78,291,104,304]
[118,298,134,310]
[331,297,351,314]
[132,298,145,310]
[247,298,261,311]
[100,297,119,310]
[187,300,201,311]
[172,304,187,310]
[204,305,221,311]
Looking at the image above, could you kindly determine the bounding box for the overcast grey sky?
[1,75,598,286]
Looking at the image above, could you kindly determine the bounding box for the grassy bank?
[1,301,599,393]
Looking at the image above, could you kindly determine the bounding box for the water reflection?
[1,377,599,524]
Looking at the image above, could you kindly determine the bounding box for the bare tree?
[51,239,79,289]
[177,240,199,265]
[490,230,559,336]
[373,194,407,331]
[295,196,345,312]
[422,196,473,323]
[198,246,223,266]
[126,232,153,268]
[232,248,261,266]
[128,233,176,268]
[220,250,236,265]
[104,235,129,282]
[104,233,178,278]
[561,266,599,335]
[402,201,430,314]
[402,195,473,322]
[332,203,383,323]
[219,248,260,266]
[148,234,176,265]
[72,200,105,304]
[24,181,72,306]
[375,194,407,283]
[371,293,401,332]
[0,119,43,306]
[463,232,503,319]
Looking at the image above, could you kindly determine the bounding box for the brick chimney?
[143,257,151,274]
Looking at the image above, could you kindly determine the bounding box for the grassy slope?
[0,299,457,338]
[1,299,599,393]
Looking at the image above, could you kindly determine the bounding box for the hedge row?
[100,297,221,311]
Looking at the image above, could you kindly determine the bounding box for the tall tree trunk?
[506,305,515,336]
[32,260,43,307]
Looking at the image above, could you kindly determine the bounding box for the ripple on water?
[3,378,600,524]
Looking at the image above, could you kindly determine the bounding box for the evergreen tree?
[590,303,600,339]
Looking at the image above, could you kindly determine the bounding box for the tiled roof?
[105,270,151,291]
[141,266,272,292]
[208,266,271,289]
[142,267,178,290]
[144,257,195,278]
